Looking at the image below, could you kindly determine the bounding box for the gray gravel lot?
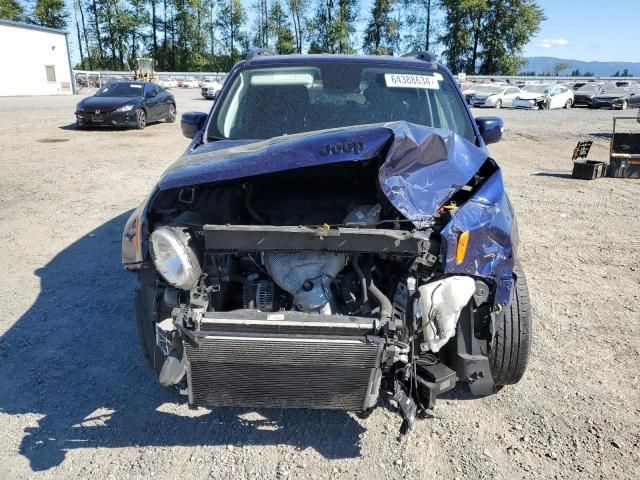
[0,88,639,480]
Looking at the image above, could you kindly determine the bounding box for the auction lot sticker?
[385,73,440,89]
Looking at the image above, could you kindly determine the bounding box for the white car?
[201,77,222,99]
[470,85,521,109]
[182,77,200,88]
[158,77,178,89]
[513,85,574,110]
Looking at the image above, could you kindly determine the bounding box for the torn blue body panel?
[158,121,487,226]
[377,122,487,226]
[158,124,393,191]
[440,170,518,306]
[127,121,516,306]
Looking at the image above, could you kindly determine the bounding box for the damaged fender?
[440,170,518,307]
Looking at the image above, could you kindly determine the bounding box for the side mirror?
[476,116,503,145]
[181,112,208,139]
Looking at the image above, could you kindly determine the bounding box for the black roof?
[244,53,438,69]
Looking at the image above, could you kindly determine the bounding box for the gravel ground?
[0,89,638,480]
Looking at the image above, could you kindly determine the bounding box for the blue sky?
[65,0,640,67]
[522,0,640,62]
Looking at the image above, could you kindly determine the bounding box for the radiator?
[185,333,384,411]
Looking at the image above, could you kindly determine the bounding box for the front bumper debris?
[75,109,138,127]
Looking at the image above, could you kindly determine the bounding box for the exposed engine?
[139,161,496,432]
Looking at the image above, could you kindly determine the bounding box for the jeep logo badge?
[320,141,364,156]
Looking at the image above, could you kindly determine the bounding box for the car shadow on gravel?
[58,123,168,132]
[0,213,365,472]
[532,172,573,179]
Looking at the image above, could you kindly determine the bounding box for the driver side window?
[146,85,158,98]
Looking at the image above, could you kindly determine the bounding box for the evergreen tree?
[216,0,247,68]
[363,0,398,55]
[0,0,23,21]
[478,0,545,74]
[401,0,438,52]
[32,0,69,29]
[269,0,294,53]
[440,0,544,75]
[308,0,358,54]
[287,0,306,53]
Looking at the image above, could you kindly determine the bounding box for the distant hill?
[522,56,640,76]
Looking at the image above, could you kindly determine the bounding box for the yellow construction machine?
[133,57,157,81]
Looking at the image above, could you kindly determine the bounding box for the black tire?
[620,100,628,110]
[166,103,176,123]
[135,267,166,376]
[489,263,532,385]
[564,99,572,109]
[495,99,502,109]
[135,108,147,129]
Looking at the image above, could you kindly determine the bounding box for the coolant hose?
[243,183,266,224]
[368,280,393,324]
[352,254,368,303]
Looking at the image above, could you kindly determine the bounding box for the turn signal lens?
[455,231,470,265]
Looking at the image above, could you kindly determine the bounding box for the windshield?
[522,85,550,93]
[208,63,475,143]
[474,85,504,95]
[95,83,144,97]
[576,84,600,93]
[604,88,629,96]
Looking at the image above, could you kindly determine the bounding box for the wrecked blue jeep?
[122,52,531,431]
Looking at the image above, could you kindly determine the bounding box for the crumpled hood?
[517,91,546,100]
[159,122,488,224]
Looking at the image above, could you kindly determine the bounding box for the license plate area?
[91,114,104,122]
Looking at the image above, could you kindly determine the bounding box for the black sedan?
[573,83,614,107]
[592,87,640,110]
[75,81,176,129]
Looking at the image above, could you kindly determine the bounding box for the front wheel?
[135,108,147,129]
[489,263,532,385]
[495,99,502,109]
[564,99,572,109]
[135,268,171,376]
[620,100,628,110]
[166,103,176,123]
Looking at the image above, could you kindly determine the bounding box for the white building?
[0,19,75,96]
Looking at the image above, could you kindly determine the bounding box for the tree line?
[1,0,545,74]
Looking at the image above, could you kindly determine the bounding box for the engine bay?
[140,160,497,432]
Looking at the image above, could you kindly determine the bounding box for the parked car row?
[513,85,574,110]
[462,81,640,110]
[157,76,223,90]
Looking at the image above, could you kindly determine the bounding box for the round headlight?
[149,227,201,290]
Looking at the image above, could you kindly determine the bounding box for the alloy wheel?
[136,109,146,129]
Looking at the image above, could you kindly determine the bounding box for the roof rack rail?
[402,51,436,63]
[246,48,275,60]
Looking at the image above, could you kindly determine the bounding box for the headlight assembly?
[149,227,202,290]
[116,104,135,112]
